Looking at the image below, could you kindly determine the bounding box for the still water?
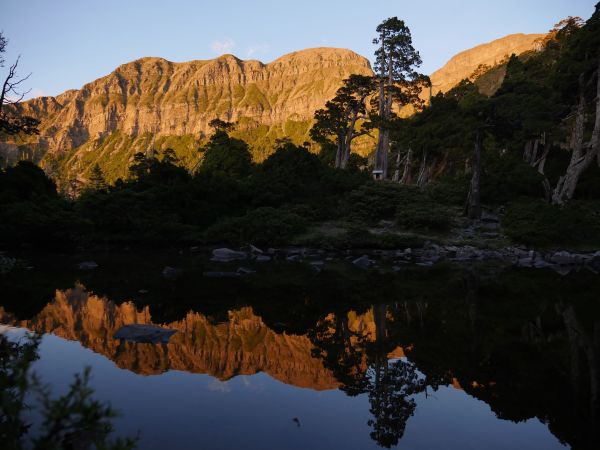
[1,251,598,449]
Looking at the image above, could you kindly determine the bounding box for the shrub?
[395,200,453,232]
[481,153,545,204]
[198,131,253,178]
[504,199,600,248]
[204,207,307,246]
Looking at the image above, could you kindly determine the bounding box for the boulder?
[203,271,241,278]
[78,261,98,270]
[113,324,177,344]
[550,251,580,266]
[247,244,264,254]
[162,266,182,280]
[352,255,372,269]
[236,267,256,276]
[211,248,248,262]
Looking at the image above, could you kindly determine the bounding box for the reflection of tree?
[309,304,429,448]
[559,303,600,446]
[309,310,369,396]
[366,358,424,447]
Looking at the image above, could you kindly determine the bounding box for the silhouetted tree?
[311,75,375,169]
[198,130,252,178]
[208,118,235,133]
[372,18,430,179]
[0,32,39,136]
[89,164,107,191]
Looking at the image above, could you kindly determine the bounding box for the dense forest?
[1,7,599,251]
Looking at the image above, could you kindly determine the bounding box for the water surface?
[1,251,598,449]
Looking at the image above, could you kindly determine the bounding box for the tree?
[198,129,252,178]
[208,118,235,133]
[0,32,39,136]
[89,164,107,191]
[0,334,136,450]
[550,9,600,203]
[310,75,375,169]
[372,18,430,179]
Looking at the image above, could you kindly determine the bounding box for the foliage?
[481,153,545,204]
[503,199,600,248]
[342,183,453,231]
[0,334,136,450]
[204,207,307,246]
[88,164,107,191]
[198,130,253,178]
[310,75,375,168]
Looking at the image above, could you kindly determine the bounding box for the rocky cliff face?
[429,33,544,95]
[12,286,402,390]
[4,48,372,179]
[1,35,544,180]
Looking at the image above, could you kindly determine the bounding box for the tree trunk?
[416,149,428,188]
[552,64,600,204]
[467,129,483,220]
[400,148,412,185]
[392,151,402,182]
[334,136,345,169]
[374,78,386,178]
[523,140,533,163]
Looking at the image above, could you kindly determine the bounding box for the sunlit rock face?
[0,35,544,177]
[429,33,545,95]
[13,286,402,390]
[3,48,373,176]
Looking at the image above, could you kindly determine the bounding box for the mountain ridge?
[1,35,544,182]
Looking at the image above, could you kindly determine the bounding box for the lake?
[1,250,598,449]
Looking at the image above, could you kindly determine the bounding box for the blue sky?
[1,0,596,99]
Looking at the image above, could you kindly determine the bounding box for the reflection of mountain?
[6,285,401,390]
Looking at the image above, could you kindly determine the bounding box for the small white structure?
[372,169,384,180]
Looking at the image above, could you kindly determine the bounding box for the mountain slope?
[4,48,373,180]
[430,33,544,95]
[1,35,545,182]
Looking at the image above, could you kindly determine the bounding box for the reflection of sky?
[6,329,566,450]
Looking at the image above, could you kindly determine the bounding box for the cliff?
[430,33,544,95]
[0,34,545,181]
[4,48,373,180]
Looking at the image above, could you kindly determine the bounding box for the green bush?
[425,177,468,206]
[204,207,307,246]
[343,183,453,232]
[198,131,253,178]
[481,153,545,204]
[343,183,408,223]
[504,199,600,248]
[395,200,454,232]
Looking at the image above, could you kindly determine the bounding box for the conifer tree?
[372,18,429,179]
[310,75,375,169]
[89,164,107,191]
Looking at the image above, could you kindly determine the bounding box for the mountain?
[429,33,545,96]
[2,48,372,181]
[1,34,544,182]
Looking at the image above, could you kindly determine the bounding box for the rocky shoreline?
[206,245,600,276]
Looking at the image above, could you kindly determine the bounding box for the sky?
[1,0,597,99]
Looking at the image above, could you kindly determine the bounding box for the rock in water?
[202,271,241,278]
[162,266,182,280]
[113,324,177,344]
[352,255,372,269]
[211,248,248,262]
